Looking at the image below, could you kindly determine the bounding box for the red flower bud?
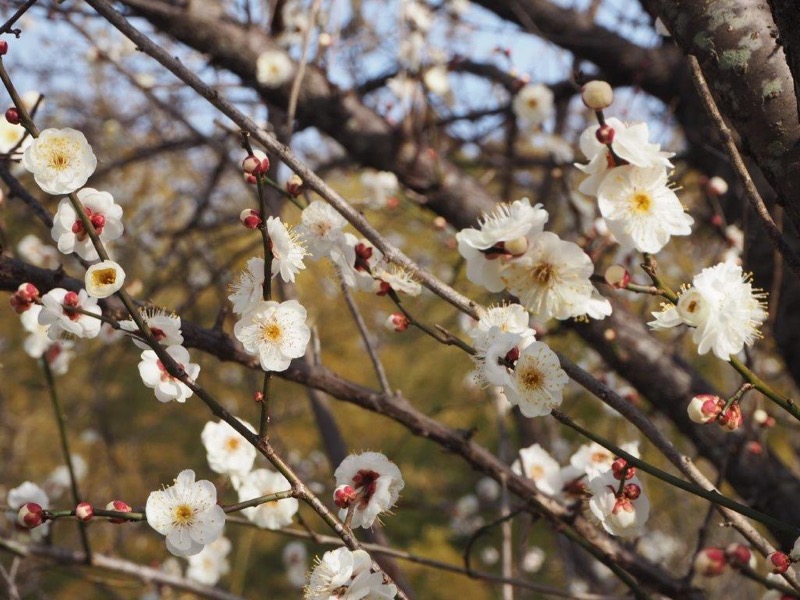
[5,107,19,124]
[239,208,262,229]
[105,500,132,524]
[694,547,727,577]
[595,124,615,145]
[0,41,8,56]
[725,543,752,566]
[76,502,94,522]
[611,458,635,480]
[385,313,409,332]
[17,503,44,528]
[769,551,792,574]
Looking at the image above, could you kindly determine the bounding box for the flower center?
[529,465,545,479]
[530,262,555,286]
[526,98,538,108]
[173,503,195,524]
[90,267,117,287]
[630,191,652,213]
[45,140,75,171]
[519,364,543,391]
[225,437,240,452]
[261,321,282,342]
[352,469,380,507]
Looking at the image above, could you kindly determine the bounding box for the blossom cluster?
[467,303,569,417]
[456,198,611,322]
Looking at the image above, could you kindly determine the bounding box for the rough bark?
[767,0,800,125]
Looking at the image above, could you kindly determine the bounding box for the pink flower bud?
[286,174,303,197]
[769,551,792,574]
[90,213,106,230]
[254,391,264,403]
[333,484,358,509]
[623,483,641,500]
[5,107,19,124]
[687,394,723,424]
[725,543,752,567]
[694,547,727,577]
[242,155,261,174]
[9,283,40,313]
[17,503,44,528]
[105,500,132,524]
[385,312,409,332]
[76,502,94,522]
[595,124,615,145]
[718,403,743,431]
[239,208,262,229]
[0,41,8,56]
[63,291,79,307]
[611,458,635,480]
[753,409,775,428]
[604,265,631,289]
[581,80,614,110]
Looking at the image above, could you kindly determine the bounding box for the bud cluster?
[687,394,743,431]
[9,283,40,313]
[693,544,756,577]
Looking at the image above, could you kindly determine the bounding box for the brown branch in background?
[687,55,800,282]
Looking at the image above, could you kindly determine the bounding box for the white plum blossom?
[0,118,27,154]
[648,262,768,360]
[297,200,349,260]
[500,232,611,321]
[474,330,533,388]
[42,341,75,375]
[7,482,50,539]
[119,307,183,350]
[330,233,379,292]
[85,260,126,299]
[235,469,299,529]
[266,217,307,283]
[597,165,693,253]
[588,469,649,538]
[228,257,266,315]
[21,305,52,358]
[145,469,226,557]
[576,117,674,197]
[17,234,60,269]
[468,303,532,352]
[50,188,124,260]
[305,547,397,600]
[503,341,569,417]
[38,288,102,340]
[283,541,309,588]
[256,50,294,87]
[334,452,404,529]
[360,170,399,210]
[22,128,97,195]
[512,443,563,495]
[186,536,231,586]
[138,345,200,403]
[570,441,640,479]
[234,299,310,372]
[512,84,554,126]
[373,264,421,296]
[456,197,549,292]
[201,418,257,477]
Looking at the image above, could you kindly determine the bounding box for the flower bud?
[333,484,358,509]
[504,236,528,256]
[611,458,635,480]
[604,265,630,289]
[17,503,44,528]
[595,124,615,145]
[240,208,262,229]
[694,547,727,577]
[581,80,614,110]
[0,40,8,56]
[769,551,792,574]
[286,174,303,197]
[63,291,80,308]
[105,500,132,523]
[242,155,261,174]
[504,346,520,364]
[623,483,641,500]
[718,403,743,431]
[5,107,19,124]
[707,176,729,197]
[254,391,264,403]
[433,216,448,231]
[725,543,753,567]
[385,312,409,333]
[9,283,40,313]
[76,502,94,522]
[753,408,775,428]
[687,394,722,424]
[746,440,763,455]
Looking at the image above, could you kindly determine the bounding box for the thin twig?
[688,55,800,281]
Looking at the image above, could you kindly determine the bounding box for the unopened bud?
[17,503,44,528]
[76,502,94,522]
[286,174,303,197]
[9,283,40,313]
[105,500,132,523]
[242,153,269,175]
[333,484,358,509]
[718,403,743,431]
[254,391,264,403]
[505,346,520,364]
[707,176,729,197]
[240,208,262,229]
[753,408,775,428]
[385,312,409,332]
[63,291,79,307]
[726,543,753,567]
[5,107,19,124]
[611,458,635,480]
[745,440,763,455]
[623,483,641,500]
[604,265,631,289]
[687,394,723,424]
[581,80,614,110]
[769,551,792,574]
[433,216,448,231]
[595,123,615,145]
[504,236,528,256]
[694,547,727,577]
[0,40,8,56]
